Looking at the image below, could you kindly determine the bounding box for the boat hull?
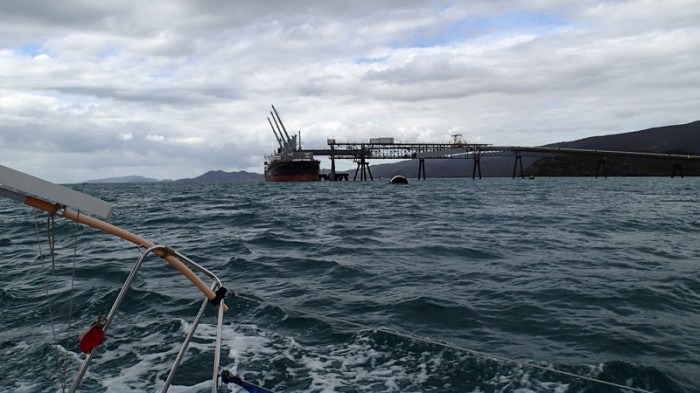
[265,160,320,182]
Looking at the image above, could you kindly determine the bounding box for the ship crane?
[267,117,284,150]
[269,105,298,152]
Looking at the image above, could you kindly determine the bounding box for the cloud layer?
[1,0,699,182]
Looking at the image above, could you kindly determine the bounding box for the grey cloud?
[1,0,699,182]
[54,86,238,106]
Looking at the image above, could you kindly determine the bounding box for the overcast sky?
[1,0,699,183]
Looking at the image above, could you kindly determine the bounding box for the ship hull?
[265,160,320,182]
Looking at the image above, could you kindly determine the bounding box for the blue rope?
[220,370,275,393]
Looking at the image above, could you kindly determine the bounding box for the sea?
[1,177,699,393]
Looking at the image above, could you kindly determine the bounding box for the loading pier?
[304,138,700,180]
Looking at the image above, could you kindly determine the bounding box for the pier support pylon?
[672,163,684,178]
[595,157,608,178]
[328,160,336,181]
[472,154,482,179]
[330,146,337,181]
[353,156,373,181]
[512,153,524,179]
[418,158,426,180]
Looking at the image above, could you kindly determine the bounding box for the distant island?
[84,175,164,183]
[84,120,700,183]
[176,170,263,183]
[84,171,263,184]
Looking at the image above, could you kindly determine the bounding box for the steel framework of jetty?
[304,140,700,180]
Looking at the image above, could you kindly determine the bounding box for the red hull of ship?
[264,160,320,182]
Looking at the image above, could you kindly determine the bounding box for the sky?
[1,0,699,183]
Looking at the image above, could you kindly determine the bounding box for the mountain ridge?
[175,170,263,183]
[83,175,163,183]
[547,120,700,153]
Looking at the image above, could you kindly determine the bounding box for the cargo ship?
[264,105,320,182]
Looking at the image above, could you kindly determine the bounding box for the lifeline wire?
[234,293,653,393]
[64,211,80,387]
[34,213,66,393]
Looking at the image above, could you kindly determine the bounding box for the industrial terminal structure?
[305,135,700,180]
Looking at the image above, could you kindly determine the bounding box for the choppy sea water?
[1,177,699,392]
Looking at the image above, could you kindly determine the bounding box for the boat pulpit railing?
[0,165,229,392]
[69,245,228,393]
